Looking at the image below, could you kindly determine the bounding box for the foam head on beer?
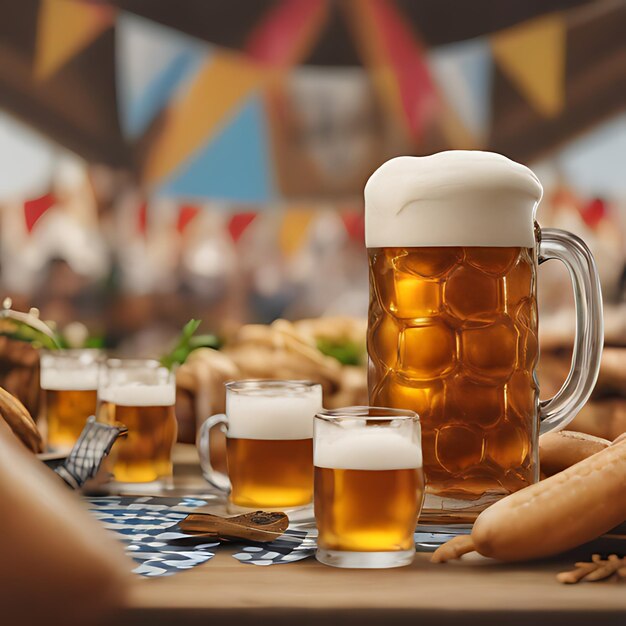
[40,368,99,391]
[98,383,175,407]
[225,384,322,440]
[314,426,422,470]
[365,151,543,248]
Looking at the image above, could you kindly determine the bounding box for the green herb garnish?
[316,339,365,366]
[160,319,220,369]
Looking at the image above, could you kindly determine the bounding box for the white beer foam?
[40,369,99,391]
[226,391,322,440]
[99,383,175,407]
[365,151,543,248]
[314,428,422,470]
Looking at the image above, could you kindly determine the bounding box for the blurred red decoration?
[177,204,200,233]
[367,0,437,139]
[228,212,257,242]
[246,0,328,67]
[341,210,365,242]
[137,200,148,235]
[24,192,56,233]
[580,198,607,229]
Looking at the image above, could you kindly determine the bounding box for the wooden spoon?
[180,510,289,543]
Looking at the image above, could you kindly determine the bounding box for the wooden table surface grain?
[113,445,626,626]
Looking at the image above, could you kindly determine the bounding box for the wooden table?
[116,446,626,626]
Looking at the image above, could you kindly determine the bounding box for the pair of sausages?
[433,431,626,563]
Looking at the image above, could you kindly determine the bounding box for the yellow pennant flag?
[35,0,114,80]
[491,13,566,118]
[143,52,268,186]
[279,208,317,256]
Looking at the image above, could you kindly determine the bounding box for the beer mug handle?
[538,228,604,434]
[197,414,231,492]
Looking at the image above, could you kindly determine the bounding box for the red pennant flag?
[346,0,437,140]
[246,0,329,67]
[369,0,437,138]
[177,204,201,234]
[580,198,606,229]
[137,201,148,236]
[24,192,56,233]
[341,210,365,242]
[228,212,257,242]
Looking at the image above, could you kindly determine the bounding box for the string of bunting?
[33,0,569,203]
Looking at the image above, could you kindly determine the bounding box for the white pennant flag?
[429,38,493,142]
[116,13,210,139]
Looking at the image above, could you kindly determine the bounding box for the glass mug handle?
[197,414,231,492]
[538,228,604,434]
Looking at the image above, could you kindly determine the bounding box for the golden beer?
[98,359,177,484]
[227,437,313,507]
[46,388,98,450]
[98,400,177,483]
[315,466,424,551]
[314,408,423,568]
[40,349,101,451]
[368,246,538,500]
[199,380,322,509]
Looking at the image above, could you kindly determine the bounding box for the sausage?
[539,430,610,477]
[432,438,626,563]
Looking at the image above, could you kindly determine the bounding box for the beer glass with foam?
[314,407,424,568]
[97,359,177,485]
[40,349,101,452]
[365,152,603,526]
[198,380,322,509]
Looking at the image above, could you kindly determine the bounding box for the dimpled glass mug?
[198,380,323,510]
[365,151,603,527]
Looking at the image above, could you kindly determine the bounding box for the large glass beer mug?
[365,151,603,524]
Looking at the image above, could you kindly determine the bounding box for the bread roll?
[0,420,129,625]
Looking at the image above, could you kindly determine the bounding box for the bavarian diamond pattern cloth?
[232,527,317,566]
[88,496,467,574]
[87,496,219,577]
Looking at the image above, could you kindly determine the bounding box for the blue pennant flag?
[156,97,275,203]
[429,38,493,141]
[116,12,209,139]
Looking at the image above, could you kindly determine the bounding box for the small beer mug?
[314,407,424,569]
[198,380,322,509]
[40,349,101,452]
[97,359,177,485]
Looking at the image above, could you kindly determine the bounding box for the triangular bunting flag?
[491,13,566,118]
[279,208,317,256]
[429,38,492,141]
[137,201,148,236]
[580,198,606,229]
[177,204,201,233]
[35,0,115,80]
[156,98,274,203]
[228,212,258,242]
[246,0,329,67]
[144,52,267,187]
[341,209,365,242]
[24,192,56,233]
[344,0,437,139]
[116,13,208,139]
